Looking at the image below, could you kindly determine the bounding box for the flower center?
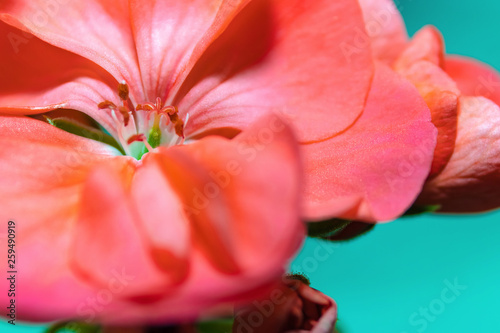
[98,82,188,159]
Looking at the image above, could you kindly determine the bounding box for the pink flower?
[0,0,382,324]
[302,0,438,222]
[302,0,500,222]
[397,27,500,213]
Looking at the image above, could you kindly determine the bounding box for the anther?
[118,81,129,101]
[174,119,184,138]
[98,100,117,110]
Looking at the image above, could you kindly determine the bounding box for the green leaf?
[307,219,351,239]
[196,318,234,333]
[46,322,101,333]
[45,116,125,155]
[307,218,376,242]
[326,222,375,241]
[403,204,441,216]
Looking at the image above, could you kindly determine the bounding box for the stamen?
[97,82,187,158]
[127,133,146,145]
[98,100,117,110]
[127,134,154,152]
[118,81,129,101]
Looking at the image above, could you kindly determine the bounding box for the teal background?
[3,0,500,332]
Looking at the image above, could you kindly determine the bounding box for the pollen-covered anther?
[174,118,185,138]
[118,82,129,101]
[98,100,117,110]
[163,109,183,138]
[136,104,154,112]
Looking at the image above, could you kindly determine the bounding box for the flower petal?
[0,116,119,321]
[0,20,121,136]
[129,0,250,102]
[130,154,192,285]
[393,26,445,72]
[70,163,182,300]
[0,0,142,99]
[156,114,304,274]
[302,63,437,222]
[445,55,500,107]
[93,115,305,324]
[418,96,500,212]
[358,0,408,65]
[174,0,374,142]
[395,60,460,177]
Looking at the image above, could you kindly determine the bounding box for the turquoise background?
[3,0,500,332]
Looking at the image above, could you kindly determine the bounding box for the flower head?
[0,0,380,324]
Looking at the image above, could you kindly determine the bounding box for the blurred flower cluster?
[0,0,499,332]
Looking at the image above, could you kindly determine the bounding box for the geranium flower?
[0,0,377,325]
[394,26,500,213]
[302,0,438,222]
[303,0,500,222]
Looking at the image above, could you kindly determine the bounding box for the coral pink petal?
[174,0,374,142]
[393,26,445,72]
[0,116,120,322]
[0,0,143,100]
[95,115,304,324]
[0,21,120,135]
[302,63,437,222]
[445,55,500,107]
[70,163,181,303]
[396,60,460,177]
[129,0,250,102]
[358,0,408,65]
[418,96,500,212]
[130,155,191,285]
[157,114,304,273]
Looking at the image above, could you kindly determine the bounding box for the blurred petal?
[0,116,121,321]
[175,0,374,142]
[303,63,437,222]
[445,55,500,107]
[358,0,408,64]
[131,157,191,285]
[418,96,500,212]
[157,114,303,274]
[70,163,183,302]
[98,115,305,324]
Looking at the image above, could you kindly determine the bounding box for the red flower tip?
[127,133,147,145]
